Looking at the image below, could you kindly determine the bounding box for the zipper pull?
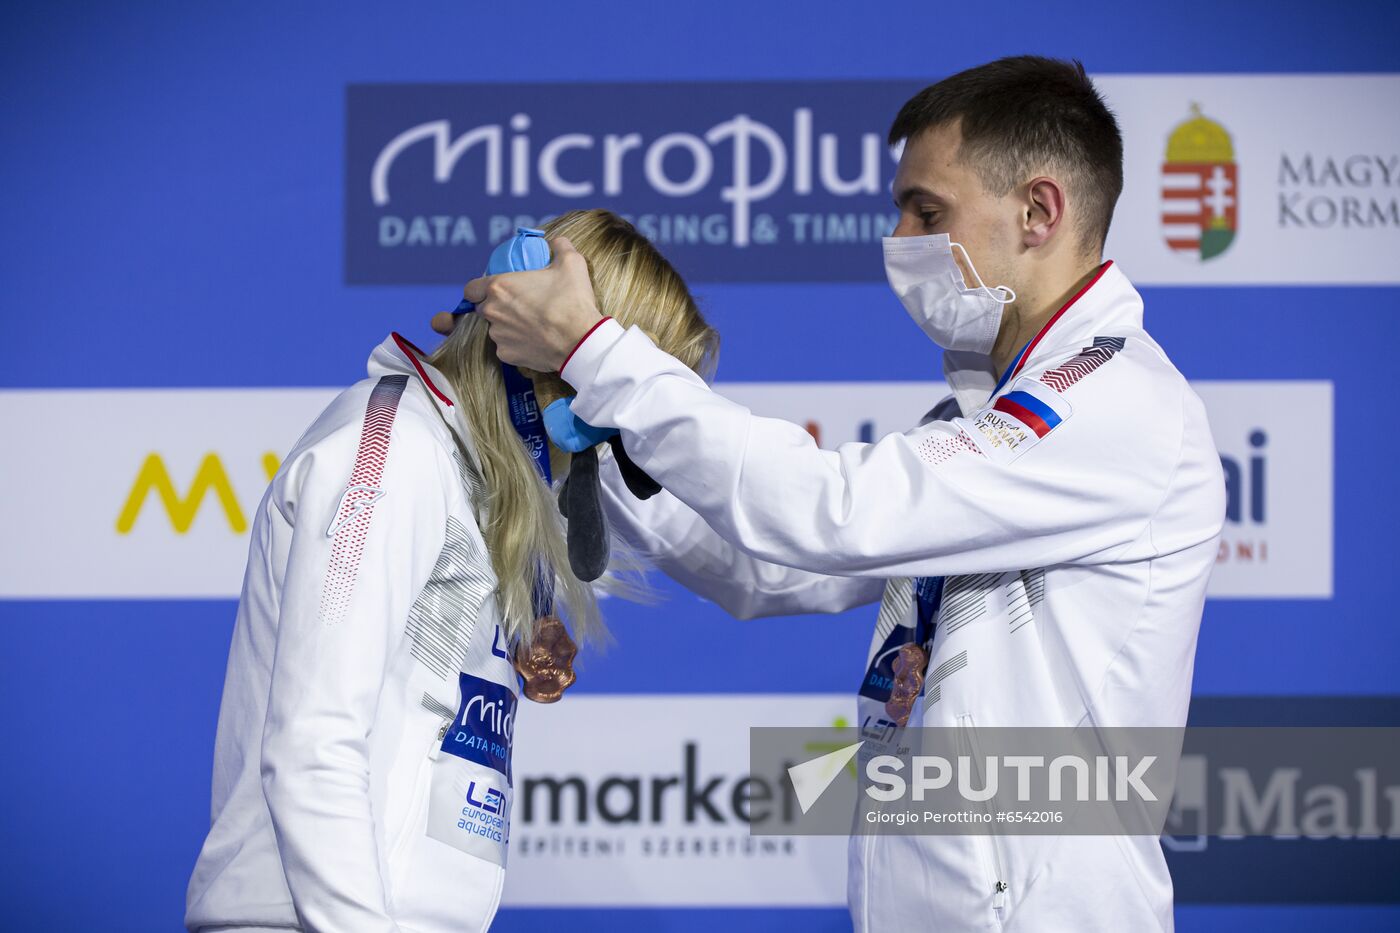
[993,881,1008,910]
[437,720,451,741]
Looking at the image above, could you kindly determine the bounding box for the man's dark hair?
[888,56,1123,255]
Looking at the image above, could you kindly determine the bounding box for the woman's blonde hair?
[428,209,717,649]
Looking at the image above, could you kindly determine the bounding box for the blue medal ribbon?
[912,575,943,645]
[500,361,552,487]
[451,227,558,617]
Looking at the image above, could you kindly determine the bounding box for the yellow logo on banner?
[116,452,281,534]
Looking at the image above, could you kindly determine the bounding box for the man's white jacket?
[186,335,519,933]
[575,262,1225,932]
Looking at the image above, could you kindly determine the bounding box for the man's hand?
[463,236,605,372]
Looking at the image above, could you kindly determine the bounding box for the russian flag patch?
[993,390,1061,437]
[967,378,1073,462]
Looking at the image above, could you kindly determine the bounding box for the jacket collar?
[367,332,486,474]
[942,261,1142,414]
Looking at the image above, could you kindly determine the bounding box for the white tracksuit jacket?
[576,262,1225,932]
[186,334,520,933]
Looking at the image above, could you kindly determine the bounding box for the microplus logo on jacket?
[444,673,518,782]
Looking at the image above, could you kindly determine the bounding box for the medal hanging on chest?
[858,575,942,741]
[513,612,578,704]
[885,642,930,726]
[887,576,941,726]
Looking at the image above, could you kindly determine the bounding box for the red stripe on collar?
[1009,260,1114,380]
[391,332,454,407]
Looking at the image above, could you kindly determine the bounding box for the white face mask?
[882,233,1016,354]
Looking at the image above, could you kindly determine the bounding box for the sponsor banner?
[0,380,1329,599]
[501,694,852,907]
[0,388,338,598]
[1103,75,1400,285]
[345,81,912,284]
[345,76,1400,285]
[1200,381,1332,598]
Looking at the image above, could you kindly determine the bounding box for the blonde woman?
[185,209,717,933]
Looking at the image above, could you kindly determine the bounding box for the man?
[454,57,1225,932]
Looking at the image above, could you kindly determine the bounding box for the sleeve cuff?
[560,317,625,388]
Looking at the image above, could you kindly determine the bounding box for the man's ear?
[1023,176,1067,249]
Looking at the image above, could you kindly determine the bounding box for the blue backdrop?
[3,1,1398,930]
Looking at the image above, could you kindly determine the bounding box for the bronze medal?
[513,615,578,703]
[884,642,929,726]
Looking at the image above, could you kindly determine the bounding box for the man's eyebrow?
[893,185,943,209]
